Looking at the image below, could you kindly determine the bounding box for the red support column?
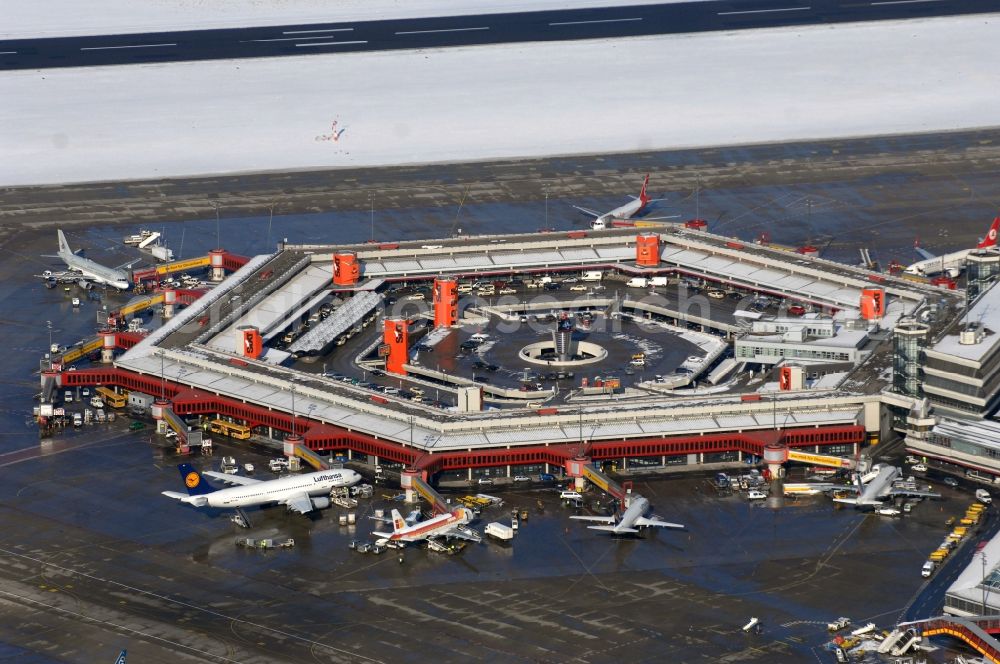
[433,277,458,328]
[636,233,660,267]
[383,319,409,375]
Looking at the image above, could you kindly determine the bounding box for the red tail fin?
[978,217,1000,249]
[639,174,650,204]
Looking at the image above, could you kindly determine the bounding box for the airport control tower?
[552,314,578,362]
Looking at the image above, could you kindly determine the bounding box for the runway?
[2,0,997,70]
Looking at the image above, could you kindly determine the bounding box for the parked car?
[477,477,494,486]
[747,490,767,500]
[877,507,901,517]
[512,475,531,483]
[912,463,928,472]
[943,476,960,488]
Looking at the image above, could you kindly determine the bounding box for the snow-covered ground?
[2,15,998,187]
[3,0,695,39]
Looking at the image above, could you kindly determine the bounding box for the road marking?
[295,40,369,47]
[282,28,354,34]
[0,51,17,55]
[244,35,337,43]
[549,17,643,26]
[394,26,490,35]
[80,43,176,51]
[870,0,941,4]
[718,6,811,15]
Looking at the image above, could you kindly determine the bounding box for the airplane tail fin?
[639,174,651,205]
[977,216,1000,249]
[177,463,216,496]
[57,230,72,255]
[114,649,127,664]
[391,509,406,533]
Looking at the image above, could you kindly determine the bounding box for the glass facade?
[893,321,928,396]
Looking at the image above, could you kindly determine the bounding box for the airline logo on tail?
[391,509,406,532]
[639,174,650,205]
[978,217,1000,249]
[177,464,216,496]
[114,649,127,664]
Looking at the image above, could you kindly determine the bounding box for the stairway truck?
[485,522,514,541]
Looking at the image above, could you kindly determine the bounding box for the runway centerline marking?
[718,6,811,14]
[80,43,176,51]
[549,17,643,26]
[870,0,941,5]
[0,51,17,55]
[295,40,369,47]
[282,28,354,34]
[395,26,491,35]
[244,36,337,42]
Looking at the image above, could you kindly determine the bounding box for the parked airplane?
[569,494,685,534]
[38,230,133,290]
[162,463,361,514]
[574,175,668,230]
[832,465,939,507]
[905,216,1000,278]
[372,507,481,544]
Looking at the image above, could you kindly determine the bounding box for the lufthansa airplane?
[163,463,361,515]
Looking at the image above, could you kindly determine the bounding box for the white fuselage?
[379,508,471,542]
[592,199,646,229]
[905,249,972,278]
[206,469,359,509]
[613,496,651,532]
[59,248,131,289]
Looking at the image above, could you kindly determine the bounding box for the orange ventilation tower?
[433,277,459,328]
[636,234,660,267]
[860,288,885,320]
[383,319,409,375]
[333,252,360,286]
[239,327,263,359]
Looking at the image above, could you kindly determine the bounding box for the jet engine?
[310,496,331,510]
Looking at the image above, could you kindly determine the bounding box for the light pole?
[290,383,297,438]
[213,202,221,250]
[158,350,166,400]
[46,320,52,352]
[266,203,274,249]
[983,551,991,615]
[369,191,375,241]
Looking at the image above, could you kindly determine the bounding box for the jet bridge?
[401,471,451,515]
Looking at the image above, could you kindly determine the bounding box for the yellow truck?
[929,549,949,562]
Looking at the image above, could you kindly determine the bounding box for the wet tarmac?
[3,131,1000,661]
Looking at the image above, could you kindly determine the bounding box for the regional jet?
[832,465,939,507]
[163,463,361,514]
[569,494,685,535]
[905,216,999,278]
[38,230,134,290]
[372,507,481,544]
[574,174,667,230]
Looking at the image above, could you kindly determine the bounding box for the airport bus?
[208,419,252,440]
[95,386,127,409]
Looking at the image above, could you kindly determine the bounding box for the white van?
[626,277,648,288]
[581,271,603,282]
[560,490,584,501]
[921,561,936,578]
[977,489,993,504]
[650,276,669,287]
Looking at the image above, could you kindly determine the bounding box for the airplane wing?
[572,205,603,217]
[282,492,314,514]
[203,471,261,486]
[161,491,208,507]
[437,525,482,542]
[888,488,940,500]
[914,247,936,261]
[569,515,616,524]
[589,525,638,533]
[37,270,82,283]
[634,517,685,529]
[114,258,143,271]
